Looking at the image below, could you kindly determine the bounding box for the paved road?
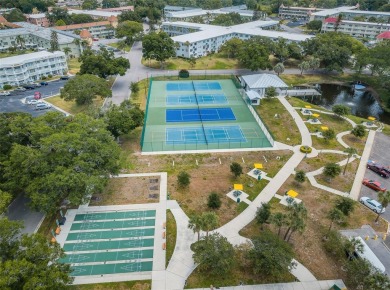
[6,195,45,235]
[0,79,69,117]
[359,132,390,222]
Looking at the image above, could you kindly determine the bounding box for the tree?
[3,9,25,22]
[298,61,310,75]
[309,58,320,70]
[177,171,190,188]
[284,202,307,242]
[102,0,120,8]
[376,191,390,222]
[116,40,127,53]
[322,128,336,142]
[256,202,271,229]
[118,10,142,23]
[207,192,221,209]
[0,217,23,262]
[327,207,345,233]
[271,212,288,237]
[335,196,355,216]
[273,62,285,76]
[130,82,139,94]
[323,163,341,180]
[238,38,272,71]
[79,48,130,78]
[0,190,12,214]
[306,20,322,31]
[2,113,120,213]
[294,170,306,184]
[273,38,289,63]
[365,271,390,290]
[332,104,350,117]
[211,12,242,26]
[230,162,242,178]
[116,21,143,44]
[70,14,95,24]
[334,13,343,31]
[50,31,59,52]
[265,86,277,99]
[63,47,71,59]
[201,211,219,237]
[55,19,66,26]
[61,74,111,105]
[47,7,70,26]
[188,214,204,241]
[82,0,98,10]
[192,233,235,276]
[343,147,357,175]
[351,124,366,138]
[186,57,196,68]
[219,38,243,58]
[247,231,294,278]
[142,32,176,68]
[105,100,144,140]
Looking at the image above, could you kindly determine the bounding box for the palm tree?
[344,237,363,259]
[63,47,71,59]
[343,147,357,175]
[335,14,343,32]
[15,35,25,50]
[327,207,345,233]
[271,212,287,237]
[188,215,203,241]
[376,191,390,222]
[284,202,307,241]
[201,212,219,238]
[298,61,310,75]
[273,62,285,76]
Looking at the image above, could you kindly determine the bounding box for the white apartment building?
[310,6,390,22]
[162,21,313,58]
[278,5,324,21]
[0,22,83,57]
[321,17,390,39]
[0,51,68,88]
[67,9,121,20]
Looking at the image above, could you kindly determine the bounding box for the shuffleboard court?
[166,108,235,122]
[61,249,153,264]
[166,125,246,145]
[70,219,155,231]
[166,94,227,105]
[71,261,153,276]
[73,210,156,222]
[66,228,155,241]
[63,238,154,252]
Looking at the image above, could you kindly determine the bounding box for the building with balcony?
[67,9,121,20]
[0,22,84,57]
[0,51,67,88]
[162,20,312,58]
[26,13,50,27]
[321,17,390,40]
[98,6,134,12]
[310,5,390,22]
[278,5,324,21]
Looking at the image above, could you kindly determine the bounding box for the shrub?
[207,192,221,209]
[294,170,306,184]
[230,162,243,178]
[130,82,139,94]
[41,76,47,80]
[177,171,190,188]
[351,124,366,138]
[323,129,336,142]
[300,145,312,153]
[3,84,12,90]
[48,74,53,78]
[178,69,189,78]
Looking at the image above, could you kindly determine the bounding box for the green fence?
[230,74,242,89]
[140,77,153,148]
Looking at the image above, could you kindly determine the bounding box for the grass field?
[108,42,132,52]
[166,210,177,268]
[68,280,151,290]
[46,95,104,115]
[68,58,81,74]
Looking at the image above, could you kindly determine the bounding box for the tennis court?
[166,108,235,122]
[166,94,227,105]
[60,210,156,277]
[141,79,273,152]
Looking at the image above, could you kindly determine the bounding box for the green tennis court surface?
[74,210,155,221]
[70,218,155,231]
[71,261,153,276]
[141,79,272,152]
[66,228,155,241]
[61,249,153,264]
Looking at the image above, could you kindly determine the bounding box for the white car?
[27,99,41,105]
[0,91,10,96]
[360,197,385,213]
[15,87,26,91]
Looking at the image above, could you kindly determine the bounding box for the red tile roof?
[324,17,338,23]
[377,31,390,39]
[55,20,111,30]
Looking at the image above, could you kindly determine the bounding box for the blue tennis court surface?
[166,125,246,144]
[166,108,235,122]
[166,94,227,105]
[166,82,221,91]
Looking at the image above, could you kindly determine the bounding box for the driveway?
[0,79,69,117]
[359,132,390,222]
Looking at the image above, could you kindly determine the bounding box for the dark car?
[40,81,49,86]
[60,75,69,80]
[367,163,390,178]
[23,85,35,90]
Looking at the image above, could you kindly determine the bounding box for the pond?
[301,83,390,125]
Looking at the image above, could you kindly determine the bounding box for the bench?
[163,222,166,229]
[162,231,166,239]
[162,243,166,250]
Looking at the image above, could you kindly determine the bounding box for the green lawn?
[166,210,177,268]
[0,49,35,58]
[108,42,132,52]
[45,95,105,115]
[68,281,151,289]
[68,58,81,74]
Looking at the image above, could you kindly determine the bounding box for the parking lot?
[0,79,68,117]
[359,132,390,222]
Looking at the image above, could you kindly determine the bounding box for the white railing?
[239,89,274,147]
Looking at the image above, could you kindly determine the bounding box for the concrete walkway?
[336,131,352,148]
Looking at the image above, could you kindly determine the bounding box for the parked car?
[0,91,10,96]
[15,87,26,91]
[60,75,69,80]
[360,197,385,213]
[362,178,386,192]
[23,85,35,90]
[40,81,49,86]
[35,103,51,110]
[27,99,41,105]
[367,163,390,178]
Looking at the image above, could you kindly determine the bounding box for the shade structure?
[321,126,329,131]
[287,189,299,198]
[254,163,263,169]
[368,116,376,121]
[234,184,243,190]
[312,113,320,118]
[305,105,312,109]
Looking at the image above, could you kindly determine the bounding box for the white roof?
[242,74,288,89]
[67,9,120,18]
[312,6,358,16]
[0,51,65,67]
[353,237,385,273]
[246,90,261,100]
[27,13,46,19]
[327,20,390,27]
[167,8,253,18]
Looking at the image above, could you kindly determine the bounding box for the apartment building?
[54,16,118,39]
[321,17,390,39]
[97,6,134,12]
[309,6,390,21]
[26,13,50,27]
[162,21,312,58]
[278,5,324,21]
[0,22,83,57]
[0,51,67,88]
[67,9,121,20]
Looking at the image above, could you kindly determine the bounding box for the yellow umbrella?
[312,113,320,118]
[234,184,243,190]
[368,116,376,121]
[287,189,299,198]
[321,126,329,131]
[254,163,263,169]
[305,105,312,109]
